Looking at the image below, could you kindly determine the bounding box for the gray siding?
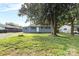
[39,27,51,32]
[29,27,36,32]
[22,27,36,33]
[22,26,52,33]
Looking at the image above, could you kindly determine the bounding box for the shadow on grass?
[31,35,70,48]
[32,34,79,48]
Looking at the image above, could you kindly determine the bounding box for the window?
[40,27,43,29]
[47,27,50,29]
[23,27,27,30]
[31,27,36,29]
[64,28,67,30]
[25,28,27,29]
[45,27,48,29]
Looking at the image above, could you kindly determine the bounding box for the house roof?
[24,25,51,27]
[0,23,22,29]
[5,25,22,29]
[60,25,79,29]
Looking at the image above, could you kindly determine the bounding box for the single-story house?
[59,25,71,33]
[0,23,22,33]
[59,25,79,33]
[22,25,52,33]
[5,25,22,32]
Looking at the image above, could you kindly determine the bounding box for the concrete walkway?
[0,33,22,39]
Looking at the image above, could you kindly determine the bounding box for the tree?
[64,4,79,35]
[18,3,77,36]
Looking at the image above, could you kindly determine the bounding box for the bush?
[18,34,24,37]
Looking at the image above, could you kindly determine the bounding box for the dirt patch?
[66,48,79,56]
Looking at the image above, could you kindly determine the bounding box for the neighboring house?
[59,25,71,33]
[5,25,22,32]
[22,25,51,33]
[59,25,79,33]
[0,23,22,33]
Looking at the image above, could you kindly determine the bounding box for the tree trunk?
[50,19,54,35]
[49,3,57,36]
[53,19,57,36]
[53,9,57,36]
[50,19,57,36]
[50,14,57,36]
[71,19,74,36]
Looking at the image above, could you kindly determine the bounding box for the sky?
[0,3,30,26]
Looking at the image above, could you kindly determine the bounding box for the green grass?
[0,33,79,56]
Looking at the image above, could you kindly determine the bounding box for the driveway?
[0,33,22,38]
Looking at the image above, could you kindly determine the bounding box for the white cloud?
[0,3,23,12]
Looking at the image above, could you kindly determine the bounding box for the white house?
[59,25,79,33]
[22,25,51,33]
[59,25,71,33]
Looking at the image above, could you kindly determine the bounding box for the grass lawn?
[0,33,79,56]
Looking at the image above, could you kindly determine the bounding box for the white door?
[36,27,39,32]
